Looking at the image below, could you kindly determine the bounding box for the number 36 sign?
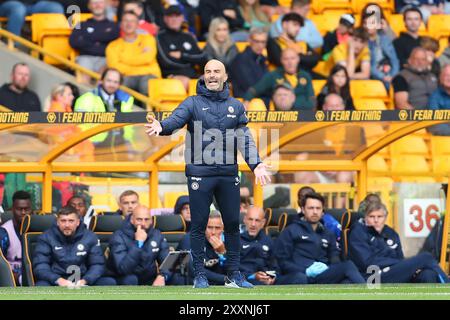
[404,199,442,238]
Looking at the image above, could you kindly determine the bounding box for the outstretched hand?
[254,163,271,186]
[144,115,162,136]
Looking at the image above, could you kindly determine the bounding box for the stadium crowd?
[0,188,447,287]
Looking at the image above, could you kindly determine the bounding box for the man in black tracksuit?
[157,5,207,80]
[348,201,449,283]
[145,59,271,288]
[275,193,365,284]
[107,205,171,285]
[240,206,307,285]
[33,206,115,286]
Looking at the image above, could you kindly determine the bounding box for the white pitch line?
[1,291,450,297]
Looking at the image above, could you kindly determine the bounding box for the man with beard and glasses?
[144,59,271,289]
[0,63,41,111]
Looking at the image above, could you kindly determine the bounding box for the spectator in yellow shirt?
[322,27,371,80]
[106,11,161,96]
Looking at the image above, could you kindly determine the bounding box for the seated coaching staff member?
[275,193,365,284]
[107,205,170,286]
[240,206,307,285]
[33,206,115,286]
[348,201,449,283]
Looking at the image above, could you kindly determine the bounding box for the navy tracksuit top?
[33,223,105,285]
[347,219,404,273]
[107,219,171,280]
[239,230,279,276]
[274,218,341,274]
[160,79,261,177]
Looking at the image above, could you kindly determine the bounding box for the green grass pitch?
[0,284,449,300]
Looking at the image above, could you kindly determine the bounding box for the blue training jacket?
[107,218,171,281]
[274,218,340,274]
[240,230,280,278]
[347,219,404,273]
[33,223,105,285]
[160,78,262,177]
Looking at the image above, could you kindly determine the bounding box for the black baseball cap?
[164,5,183,16]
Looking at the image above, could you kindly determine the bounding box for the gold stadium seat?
[352,0,395,14]
[308,11,361,36]
[188,79,198,96]
[312,79,326,95]
[247,98,267,111]
[136,192,157,208]
[430,136,450,175]
[163,191,188,209]
[235,42,248,52]
[197,41,206,49]
[21,214,56,286]
[363,124,388,154]
[153,214,187,250]
[31,13,72,65]
[391,155,433,180]
[264,208,297,239]
[367,154,389,172]
[433,155,450,175]
[431,135,450,155]
[392,154,435,182]
[312,61,328,77]
[148,78,187,111]
[350,80,388,101]
[278,0,292,7]
[427,14,450,40]
[89,215,124,257]
[91,193,118,212]
[389,14,427,37]
[353,98,387,110]
[311,0,352,14]
[390,135,429,156]
[310,12,347,36]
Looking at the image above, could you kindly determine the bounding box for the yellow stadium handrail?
[440,177,450,271]
[0,105,12,112]
[0,28,164,110]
